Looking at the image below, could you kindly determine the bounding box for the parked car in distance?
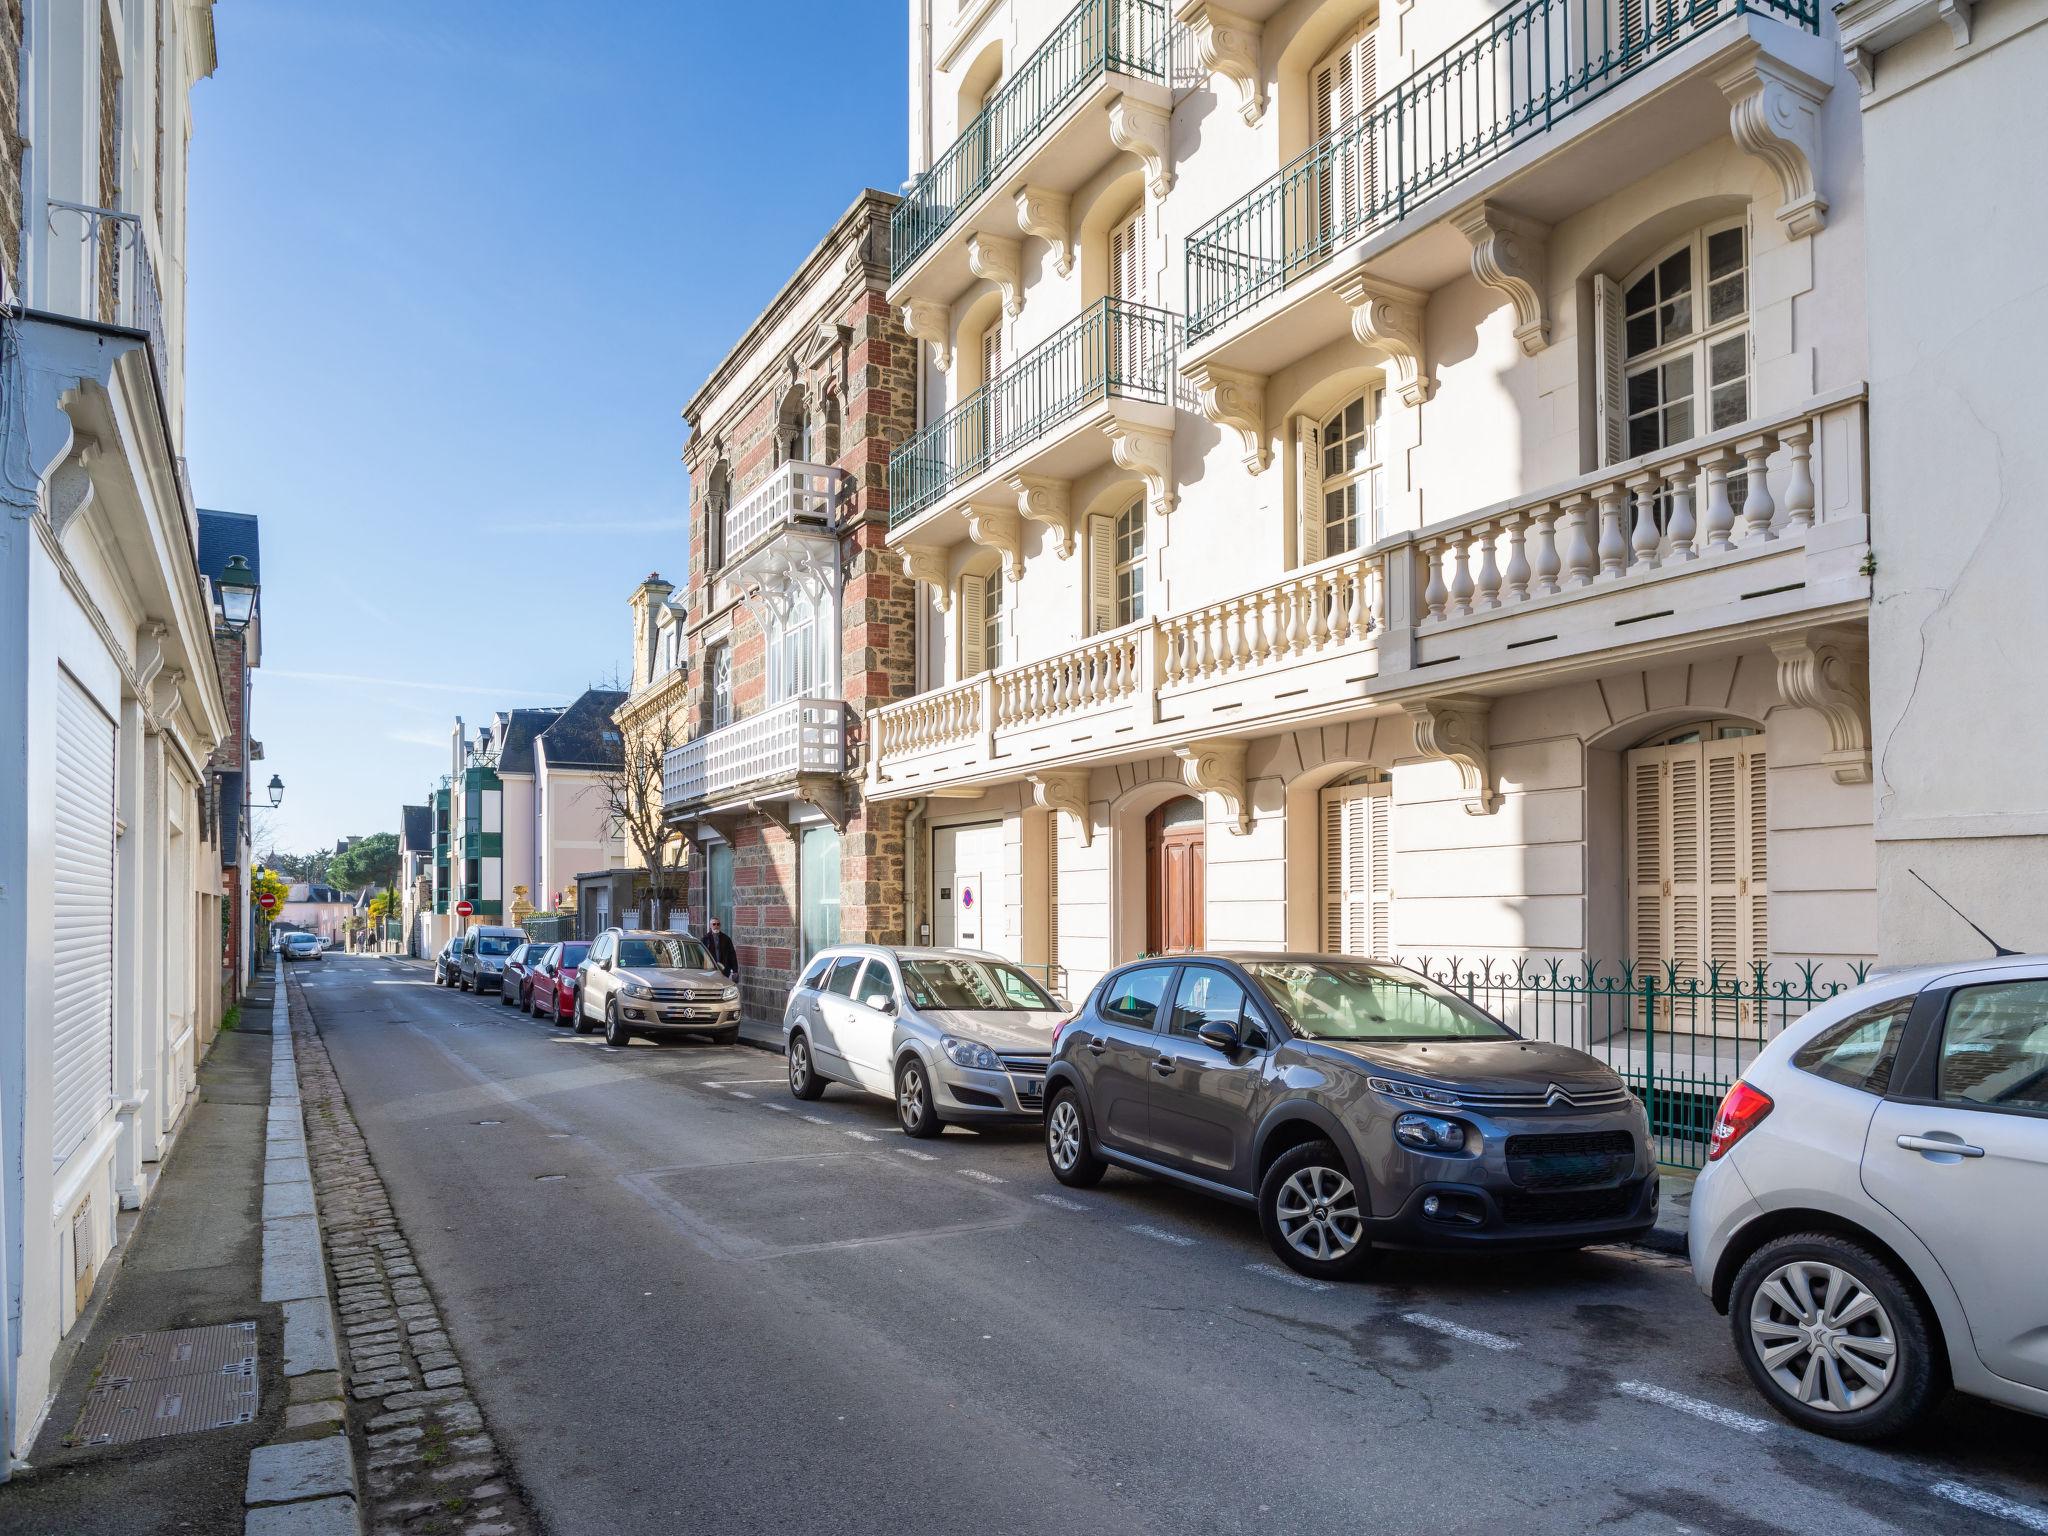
[527,941,590,1025]
[1691,954,2048,1441]
[457,925,526,993]
[784,946,1063,1138]
[576,929,739,1048]
[281,932,323,963]
[1044,954,1655,1281]
[433,937,461,987]
[499,942,548,1008]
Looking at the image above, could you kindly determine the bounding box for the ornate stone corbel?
[1176,738,1251,836]
[1108,94,1174,198]
[1028,769,1093,846]
[1101,420,1176,515]
[1337,276,1434,406]
[45,435,99,539]
[1404,695,1499,815]
[148,669,186,734]
[963,501,1024,579]
[901,300,953,370]
[1771,632,1872,785]
[1008,473,1073,559]
[1939,0,1975,46]
[967,233,1024,317]
[1014,187,1072,278]
[900,544,952,610]
[1179,3,1265,125]
[1453,203,1551,356]
[1842,44,1875,94]
[1717,50,1832,239]
[1185,362,1270,473]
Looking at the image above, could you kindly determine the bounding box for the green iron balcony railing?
[1185,0,1821,339]
[889,298,1177,528]
[892,0,1171,279]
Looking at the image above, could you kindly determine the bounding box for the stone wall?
[0,0,24,294]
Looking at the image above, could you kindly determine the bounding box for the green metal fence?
[1185,0,1821,338]
[892,0,1171,277]
[889,297,1176,526]
[523,912,582,944]
[1400,956,1868,1169]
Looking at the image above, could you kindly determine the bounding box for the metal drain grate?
[70,1321,259,1446]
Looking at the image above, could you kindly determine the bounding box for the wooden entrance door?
[1147,797,1206,955]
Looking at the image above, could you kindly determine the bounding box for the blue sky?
[185,1,907,856]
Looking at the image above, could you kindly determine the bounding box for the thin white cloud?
[267,669,571,700]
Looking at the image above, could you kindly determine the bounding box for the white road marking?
[843,1130,880,1143]
[1125,1223,1195,1247]
[801,1115,832,1126]
[1246,1263,1334,1293]
[726,1090,755,1100]
[760,1101,793,1114]
[706,1079,783,1087]
[894,1147,939,1162]
[1035,1193,1087,1212]
[1615,1381,1771,1434]
[1401,1312,1521,1352]
[1932,1483,2048,1533]
[958,1168,1006,1185]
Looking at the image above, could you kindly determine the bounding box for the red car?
[499,942,550,1009]
[526,941,589,1025]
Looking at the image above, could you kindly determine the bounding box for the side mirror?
[1195,1020,1241,1053]
[866,995,895,1014]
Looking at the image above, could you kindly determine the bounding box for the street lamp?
[217,555,258,631]
[267,774,285,809]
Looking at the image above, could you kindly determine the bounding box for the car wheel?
[896,1056,942,1139]
[787,1032,826,1101]
[709,1026,740,1047]
[571,993,594,1035]
[1258,1140,1374,1280]
[603,999,631,1049]
[1728,1232,1942,1441]
[1044,1088,1105,1188]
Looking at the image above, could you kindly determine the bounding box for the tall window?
[1320,388,1384,556]
[706,843,735,939]
[707,463,731,570]
[800,826,841,962]
[769,592,826,702]
[1311,24,1377,248]
[708,643,732,730]
[1620,223,1748,459]
[1114,501,1145,625]
[979,321,1003,461]
[982,569,1005,672]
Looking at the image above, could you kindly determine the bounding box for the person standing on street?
[705,916,739,984]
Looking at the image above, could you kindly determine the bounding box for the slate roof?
[537,689,629,771]
[400,804,432,853]
[498,708,565,776]
[196,509,261,586]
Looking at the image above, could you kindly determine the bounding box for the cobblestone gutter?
[286,976,541,1536]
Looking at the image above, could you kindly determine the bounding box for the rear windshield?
[618,935,711,970]
[560,944,589,966]
[1242,961,1512,1042]
[477,936,519,956]
[900,958,1056,1012]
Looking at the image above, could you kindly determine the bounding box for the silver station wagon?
[782,945,1064,1137]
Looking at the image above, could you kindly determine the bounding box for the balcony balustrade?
[1184,0,1822,343]
[46,200,170,379]
[890,298,1175,533]
[722,460,844,569]
[663,695,849,816]
[893,0,1173,284]
[870,392,1864,793]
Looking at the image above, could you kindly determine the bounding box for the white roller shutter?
[1321,780,1390,958]
[53,672,117,1169]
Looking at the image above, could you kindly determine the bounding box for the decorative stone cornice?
[1178,3,1265,125]
[1336,276,1433,406]
[44,435,98,539]
[1837,0,1975,93]
[1404,695,1499,815]
[1453,203,1551,356]
[1185,362,1269,473]
[1008,473,1074,559]
[901,300,953,370]
[1015,187,1073,278]
[963,501,1024,579]
[1176,738,1251,836]
[900,544,952,610]
[967,233,1024,317]
[1772,632,1872,785]
[1716,49,1831,239]
[148,668,186,734]
[1029,769,1093,846]
[1101,420,1176,515]
[1108,94,1174,198]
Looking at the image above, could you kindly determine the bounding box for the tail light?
[1708,1080,1773,1161]
[1051,1015,1079,1047]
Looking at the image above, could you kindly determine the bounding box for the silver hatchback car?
[782,946,1064,1137]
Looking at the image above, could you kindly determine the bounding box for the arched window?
[706,462,732,570]
[1318,387,1384,556]
[982,567,1005,672]
[776,389,810,466]
[1114,500,1146,625]
[960,566,1004,677]
[1601,221,1749,464]
[770,591,821,702]
[708,643,733,731]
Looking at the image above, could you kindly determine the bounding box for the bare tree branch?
[594,710,689,925]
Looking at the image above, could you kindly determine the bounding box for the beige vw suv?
[576,928,741,1048]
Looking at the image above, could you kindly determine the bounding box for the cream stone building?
[878,0,1900,1019]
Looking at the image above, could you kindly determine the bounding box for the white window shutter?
[1701,735,1767,979]
[1296,415,1325,566]
[1667,746,1702,986]
[1627,745,1669,976]
[1322,781,1390,957]
[1366,784,1390,957]
[1088,512,1115,635]
[52,675,116,1170]
[960,573,986,678]
[1594,274,1627,467]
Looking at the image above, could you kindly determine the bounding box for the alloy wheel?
[1748,1260,1898,1414]
[1048,1100,1083,1172]
[1274,1165,1363,1262]
[898,1064,927,1128]
[789,1037,810,1092]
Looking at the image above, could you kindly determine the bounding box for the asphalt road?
[294,955,2048,1536]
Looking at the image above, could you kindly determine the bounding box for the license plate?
[664,1010,708,1023]
[1016,1077,1044,1099]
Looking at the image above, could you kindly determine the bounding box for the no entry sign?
[456,900,475,917]
[258,893,278,912]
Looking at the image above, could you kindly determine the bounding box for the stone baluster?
[1448,537,1476,618]
[1779,421,1814,534]
[1529,506,1561,596]
[1248,589,1271,664]
[1665,458,1697,561]
[1701,448,1737,553]
[1561,495,1597,587]
[1286,580,1310,656]
[1627,470,1663,572]
[1306,572,1329,648]
[1474,521,1503,610]
[1371,562,1388,633]
[1501,516,1531,603]
[1739,433,1778,542]
[1596,484,1628,580]
[1164,622,1187,685]
[1422,541,1450,622]
[1350,561,1372,637]
[1192,607,1212,678]
[1229,597,1251,671]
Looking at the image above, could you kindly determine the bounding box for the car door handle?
[1150,1056,1177,1076]
[1896,1134,1985,1159]
[1085,1037,1107,1055]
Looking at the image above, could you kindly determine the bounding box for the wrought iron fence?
[892,0,1171,276]
[523,913,581,944]
[889,297,1176,526]
[1184,0,1822,338]
[1399,956,1869,1169]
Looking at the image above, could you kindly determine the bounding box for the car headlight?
[621,981,652,1000]
[941,1035,1000,1070]
[1367,1075,1464,1108]
[721,984,739,1002]
[1393,1112,1468,1153]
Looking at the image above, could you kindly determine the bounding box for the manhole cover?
[70,1322,259,1446]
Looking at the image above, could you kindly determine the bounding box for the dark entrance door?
[1146,796,1206,955]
